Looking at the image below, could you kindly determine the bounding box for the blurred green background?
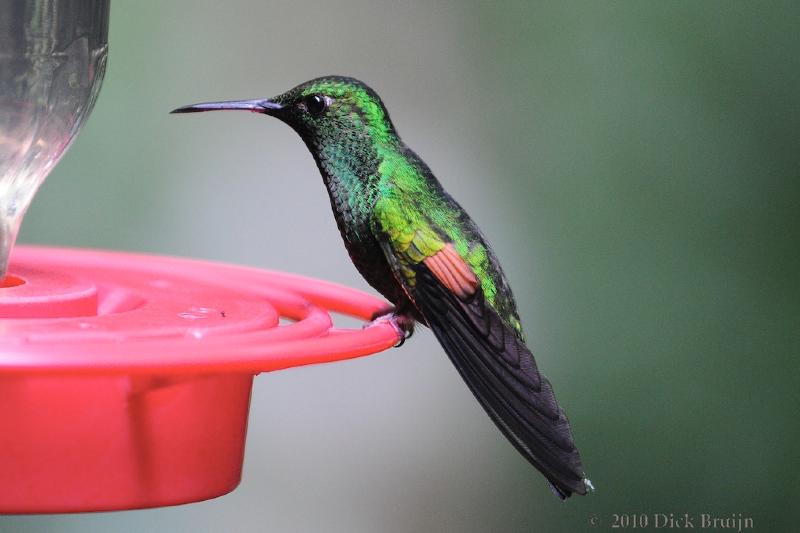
[2,1,798,531]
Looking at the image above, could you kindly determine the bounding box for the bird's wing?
[372,194,589,498]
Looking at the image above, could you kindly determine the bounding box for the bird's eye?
[304,94,327,116]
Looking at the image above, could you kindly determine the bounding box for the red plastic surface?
[0,246,400,513]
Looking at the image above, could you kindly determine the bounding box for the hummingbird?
[172,76,591,498]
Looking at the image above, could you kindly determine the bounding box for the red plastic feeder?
[0,245,400,513]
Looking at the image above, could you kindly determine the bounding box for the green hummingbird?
[172,76,591,498]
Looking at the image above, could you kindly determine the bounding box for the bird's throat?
[311,142,382,241]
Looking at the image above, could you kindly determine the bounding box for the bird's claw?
[365,311,415,348]
[394,326,414,347]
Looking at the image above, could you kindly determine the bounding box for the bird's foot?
[366,308,415,347]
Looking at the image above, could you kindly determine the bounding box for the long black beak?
[170,98,283,114]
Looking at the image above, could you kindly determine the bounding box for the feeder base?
[0,373,252,513]
[0,246,400,513]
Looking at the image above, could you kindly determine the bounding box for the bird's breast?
[322,175,405,305]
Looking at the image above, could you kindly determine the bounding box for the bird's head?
[171,76,399,150]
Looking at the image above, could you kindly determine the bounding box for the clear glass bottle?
[0,0,109,278]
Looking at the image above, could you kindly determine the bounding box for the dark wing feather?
[413,264,589,498]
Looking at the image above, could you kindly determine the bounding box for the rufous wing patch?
[423,243,479,299]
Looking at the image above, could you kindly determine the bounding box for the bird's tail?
[415,267,590,498]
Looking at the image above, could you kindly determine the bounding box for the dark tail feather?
[415,268,590,498]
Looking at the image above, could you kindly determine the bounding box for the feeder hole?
[0,275,25,288]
